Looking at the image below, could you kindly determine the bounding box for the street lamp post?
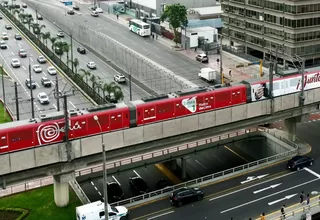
[28,57,35,118]
[93,115,109,220]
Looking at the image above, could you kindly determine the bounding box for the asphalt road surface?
[14,0,151,102]
[77,165,170,203]
[24,0,210,88]
[125,120,320,220]
[0,15,92,119]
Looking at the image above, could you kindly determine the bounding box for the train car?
[131,85,247,126]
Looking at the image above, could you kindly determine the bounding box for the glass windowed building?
[221,0,320,66]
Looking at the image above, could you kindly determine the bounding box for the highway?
[0,15,91,119]
[23,0,211,88]
[14,0,150,102]
[77,138,268,203]
[126,120,320,220]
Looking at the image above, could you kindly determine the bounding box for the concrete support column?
[53,172,75,207]
[284,117,297,142]
[2,178,6,189]
[171,159,177,171]
[181,157,187,181]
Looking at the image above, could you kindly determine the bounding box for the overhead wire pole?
[13,81,20,120]
[55,75,60,111]
[1,65,6,117]
[292,54,305,106]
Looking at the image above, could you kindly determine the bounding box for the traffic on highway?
[13,0,151,102]
[0,14,91,119]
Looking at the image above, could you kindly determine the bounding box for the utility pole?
[1,65,6,111]
[219,35,223,84]
[13,82,20,120]
[292,55,305,106]
[29,59,35,118]
[54,91,74,161]
[55,74,60,111]
[70,34,74,74]
[269,61,274,114]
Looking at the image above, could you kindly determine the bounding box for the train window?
[273,82,280,90]
[290,78,299,87]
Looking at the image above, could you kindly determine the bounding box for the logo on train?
[36,121,83,145]
[182,97,197,113]
[296,73,320,90]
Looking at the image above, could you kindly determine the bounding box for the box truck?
[198,68,217,82]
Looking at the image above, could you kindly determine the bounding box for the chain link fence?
[25,0,196,94]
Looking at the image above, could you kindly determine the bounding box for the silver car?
[38,92,49,104]
[11,58,20,68]
[33,64,42,73]
[47,66,57,75]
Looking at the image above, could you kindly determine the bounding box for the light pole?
[93,115,109,220]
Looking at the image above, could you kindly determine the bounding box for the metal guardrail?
[270,199,320,220]
[109,129,298,207]
[69,180,91,204]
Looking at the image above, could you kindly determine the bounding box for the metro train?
[0,70,319,154]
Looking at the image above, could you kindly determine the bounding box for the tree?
[67,58,79,73]
[53,41,67,60]
[41,32,51,47]
[18,13,26,23]
[90,74,96,90]
[78,68,91,84]
[160,3,187,45]
[25,16,34,31]
[13,8,23,18]
[102,82,124,103]
[49,37,57,49]
[32,24,46,38]
[62,43,70,61]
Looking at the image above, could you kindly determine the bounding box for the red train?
[0,69,319,154]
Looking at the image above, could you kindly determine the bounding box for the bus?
[129,19,151,37]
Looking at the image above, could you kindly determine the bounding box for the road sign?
[64,1,72,6]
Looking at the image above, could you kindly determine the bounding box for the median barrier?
[69,180,90,205]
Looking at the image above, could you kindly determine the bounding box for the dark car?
[14,34,22,40]
[67,9,75,15]
[287,156,314,171]
[107,181,124,203]
[5,25,12,30]
[73,5,79,10]
[129,177,149,195]
[156,178,172,190]
[170,187,204,207]
[77,47,86,54]
[25,78,36,89]
[0,15,2,19]
[41,77,51,87]
[37,14,43,20]
[14,4,20,8]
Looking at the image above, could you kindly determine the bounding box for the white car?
[38,92,49,104]
[33,64,42,73]
[0,41,7,49]
[91,11,99,17]
[87,61,96,69]
[95,7,103,13]
[47,66,57,75]
[2,33,8,40]
[11,58,20,68]
[114,74,126,83]
[57,31,64,37]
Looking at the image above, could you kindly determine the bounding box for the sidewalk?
[101,12,268,83]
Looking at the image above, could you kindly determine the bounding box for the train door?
[142,105,156,124]
[0,131,8,154]
[230,88,243,105]
[110,111,124,130]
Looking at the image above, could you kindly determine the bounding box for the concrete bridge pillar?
[171,159,177,171]
[284,117,297,142]
[181,157,188,181]
[53,172,75,207]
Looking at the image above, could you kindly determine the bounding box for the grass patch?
[0,185,82,220]
[0,101,12,123]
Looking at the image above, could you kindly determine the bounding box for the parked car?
[4,25,11,30]
[47,66,57,75]
[91,11,99,17]
[107,181,124,203]
[195,53,209,63]
[11,58,20,68]
[87,61,96,69]
[41,77,52,87]
[22,3,27,8]
[14,33,22,40]
[37,55,47,64]
[170,187,204,207]
[18,49,27,58]
[114,74,126,83]
[57,31,64,37]
[129,176,149,195]
[33,64,42,73]
[0,41,7,49]
[2,33,8,40]
[38,92,49,104]
[287,156,314,171]
[77,47,86,54]
[25,78,36,89]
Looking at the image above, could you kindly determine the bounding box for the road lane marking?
[241,174,269,184]
[112,175,121,185]
[53,104,57,110]
[18,44,21,48]
[212,154,224,163]
[30,57,33,62]
[220,178,319,213]
[147,211,174,220]
[11,52,14,55]
[155,164,182,185]
[36,83,40,88]
[224,145,250,163]
[209,171,295,202]
[22,66,26,70]
[304,167,320,178]
[253,183,282,194]
[42,71,47,76]
[268,193,297,205]
[133,170,141,178]
[195,159,207,169]
[69,101,76,108]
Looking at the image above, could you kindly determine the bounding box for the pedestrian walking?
[229,69,232,77]
[156,34,158,40]
[307,194,310,205]
[260,213,265,220]
[281,205,286,219]
[116,13,119,20]
[300,191,305,204]
[152,34,154,39]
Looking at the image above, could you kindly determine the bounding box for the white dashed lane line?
[22,66,26,70]
[69,101,76,108]
[90,181,103,199]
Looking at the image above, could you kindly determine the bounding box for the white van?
[76,201,129,220]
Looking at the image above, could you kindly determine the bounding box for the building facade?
[221,0,320,66]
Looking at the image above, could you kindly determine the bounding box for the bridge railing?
[109,128,298,207]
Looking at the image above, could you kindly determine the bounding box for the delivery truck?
[198,68,217,82]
